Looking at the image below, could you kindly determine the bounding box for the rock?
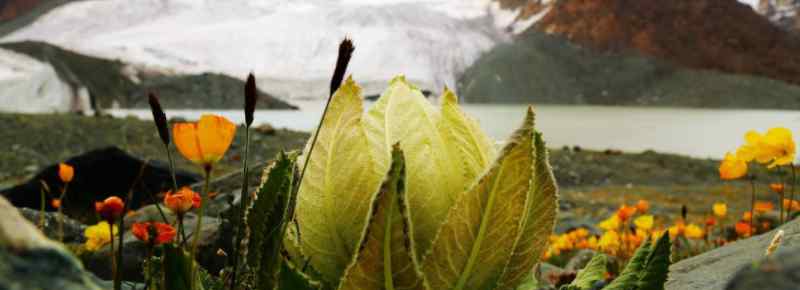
[666,218,800,290]
[17,207,86,244]
[1,146,201,221]
[0,195,104,290]
[254,123,277,135]
[724,250,800,290]
[565,249,598,272]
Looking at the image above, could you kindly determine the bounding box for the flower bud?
[245,73,257,127]
[330,38,354,97]
[148,92,170,146]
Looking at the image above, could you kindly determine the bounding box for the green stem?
[749,175,756,236]
[166,145,179,192]
[230,125,251,290]
[108,221,117,288]
[780,166,785,224]
[39,186,46,229]
[57,183,69,242]
[114,216,123,290]
[790,165,797,220]
[190,167,211,290]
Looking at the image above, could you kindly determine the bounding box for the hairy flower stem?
[790,165,797,219]
[780,167,786,224]
[190,167,211,290]
[230,126,251,290]
[108,221,118,290]
[39,186,46,229]
[57,183,69,242]
[750,175,756,235]
[166,146,179,192]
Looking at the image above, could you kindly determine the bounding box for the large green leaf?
[604,238,652,290]
[281,258,322,290]
[637,233,671,290]
[496,127,559,289]
[363,76,464,258]
[438,88,495,187]
[295,76,385,283]
[337,146,427,290]
[162,244,194,290]
[568,254,607,290]
[421,108,537,290]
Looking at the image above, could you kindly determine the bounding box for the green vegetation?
[458,32,800,109]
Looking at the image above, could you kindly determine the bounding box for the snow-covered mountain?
[0,48,91,113]
[2,0,534,100]
[758,0,800,31]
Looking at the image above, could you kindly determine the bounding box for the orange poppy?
[132,222,176,245]
[164,187,201,214]
[51,198,61,209]
[58,163,74,183]
[173,115,236,167]
[95,196,125,221]
[616,205,637,222]
[770,183,785,194]
[635,200,650,213]
[705,217,717,227]
[754,201,774,213]
[783,199,800,211]
[735,221,752,237]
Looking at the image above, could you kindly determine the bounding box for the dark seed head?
[245,73,257,127]
[148,92,170,146]
[330,38,355,97]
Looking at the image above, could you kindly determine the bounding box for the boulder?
[725,250,800,290]
[17,207,86,244]
[0,195,104,290]
[666,218,800,290]
[1,146,201,221]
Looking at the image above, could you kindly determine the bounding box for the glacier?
[1,0,522,101]
[0,48,92,113]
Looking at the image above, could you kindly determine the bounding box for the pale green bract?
[290,75,558,290]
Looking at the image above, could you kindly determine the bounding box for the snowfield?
[2,0,535,101]
[0,48,91,113]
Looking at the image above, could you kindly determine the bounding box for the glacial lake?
[109,101,800,159]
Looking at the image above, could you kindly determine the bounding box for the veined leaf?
[439,88,495,188]
[363,76,463,258]
[569,254,607,290]
[247,152,294,270]
[295,76,385,283]
[422,109,537,290]
[497,126,559,289]
[604,238,652,290]
[338,146,426,290]
[637,233,671,290]
[281,258,322,290]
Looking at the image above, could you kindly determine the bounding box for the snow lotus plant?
[278,75,559,290]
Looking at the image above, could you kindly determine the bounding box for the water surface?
[110,102,800,159]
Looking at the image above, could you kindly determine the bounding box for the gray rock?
[0,196,103,290]
[666,218,800,290]
[565,249,598,272]
[17,207,86,243]
[725,250,800,290]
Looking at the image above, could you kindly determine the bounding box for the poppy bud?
[330,38,354,97]
[58,163,74,183]
[148,92,170,146]
[95,196,125,221]
[245,73,257,127]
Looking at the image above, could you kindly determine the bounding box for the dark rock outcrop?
[1,146,200,221]
[667,218,800,290]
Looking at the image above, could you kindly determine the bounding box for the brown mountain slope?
[0,0,42,21]
[534,0,800,85]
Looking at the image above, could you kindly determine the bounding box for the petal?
[173,123,204,164]
[197,115,237,164]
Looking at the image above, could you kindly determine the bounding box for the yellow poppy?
[713,202,727,218]
[684,224,704,239]
[84,221,117,251]
[173,114,236,167]
[634,215,654,231]
[719,152,747,180]
[598,230,620,252]
[58,163,74,183]
[598,215,621,231]
[738,128,796,168]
